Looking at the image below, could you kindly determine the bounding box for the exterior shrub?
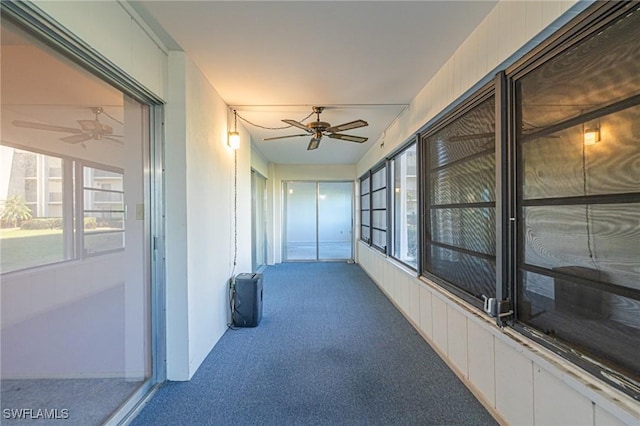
[20,218,63,230]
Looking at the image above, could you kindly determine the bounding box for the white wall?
[358,0,585,175]
[33,0,167,100]
[165,52,252,380]
[355,0,640,424]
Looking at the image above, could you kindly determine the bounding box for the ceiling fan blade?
[60,133,92,144]
[263,133,309,141]
[326,119,368,133]
[328,133,368,143]
[12,120,83,134]
[104,136,124,144]
[282,119,312,133]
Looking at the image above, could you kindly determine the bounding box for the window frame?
[369,162,389,254]
[359,172,371,245]
[389,139,419,270]
[418,84,497,310]
[505,0,640,400]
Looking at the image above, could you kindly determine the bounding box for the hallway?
[132,263,496,425]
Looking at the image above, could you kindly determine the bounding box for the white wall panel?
[408,278,420,326]
[595,405,628,426]
[446,306,468,377]
[467,319,496,407]
[495,338,534,425]
[418,285,433,339]
[533,366,593,426]
[431,295,448,354]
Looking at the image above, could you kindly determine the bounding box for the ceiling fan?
[263,106,369,150]
[12,107,122,145]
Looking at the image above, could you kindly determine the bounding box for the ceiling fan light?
[228,131,240,149]
[308,138,321,151]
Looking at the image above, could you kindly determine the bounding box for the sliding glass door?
[283,181,353,261]
[0,11,161,425]
[251,170,267,271]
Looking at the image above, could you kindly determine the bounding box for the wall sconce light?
[583,126,600,146]
[228,109,240,150]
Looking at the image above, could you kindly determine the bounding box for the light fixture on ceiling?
[583,125,600,146]
[228,109,240,150]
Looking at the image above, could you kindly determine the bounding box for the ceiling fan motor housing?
[308,121,331,132]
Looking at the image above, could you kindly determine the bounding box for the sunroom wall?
[356,1,640,425]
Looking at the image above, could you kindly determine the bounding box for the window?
[83,166,125,255]
[391,143,418,268]
[514,3,640,385]
[370,165,388,252]
[0,148,70,272]
[421,95,496,304]
[359,174,371,244]
[360,163,388,253]
[0,145,126,273]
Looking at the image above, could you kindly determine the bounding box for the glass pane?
[1,17,153,424]
[431,208,496,256]
[284,182,317,260]
[429,245,496,299]
[518,270,640,381]
[0,149,67,272]
[423,96,496,300]
[361,210,370,227]
[318,182,352,260]
[84,231,125,254]
[371,189,386,209]
[361,193,370,210]
[427,98,495,169]
[392,145,418,268]
[372,167,386,190]
[519,6,640,135]
[430,155,495,205]
[372,210,386,230]
[84,211,125,231]
[523,204,640,290]
[251,171,267,272]
[360,177,370,195]
[522,103,640,200]
[372,229,386,249]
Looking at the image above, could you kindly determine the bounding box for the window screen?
[422,96,496,302]
[515,4,640,383]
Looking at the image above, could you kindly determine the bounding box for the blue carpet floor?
[132,262,497,425]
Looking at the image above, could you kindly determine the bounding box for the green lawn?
[1,227,125,273]
[1,228,65,273]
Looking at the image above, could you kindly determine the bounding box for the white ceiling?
[133,1,498,164]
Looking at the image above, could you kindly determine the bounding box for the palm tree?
[0,195,33,228]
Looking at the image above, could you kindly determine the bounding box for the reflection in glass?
[516,4,640,383]
[284,182,317,260]
[318,182,353,260]
[1,17,152,425]
[422,96,496,300]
